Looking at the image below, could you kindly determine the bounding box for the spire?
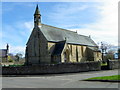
[6,43,9,50]
[34,4,41,27]
[6,43,9,54]
[34,4,40,15]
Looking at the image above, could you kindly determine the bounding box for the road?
[2,69,119,88]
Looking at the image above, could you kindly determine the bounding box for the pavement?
[2,69,120,88]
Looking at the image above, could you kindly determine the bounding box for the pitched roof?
[87,47,100,52]
[38,24,97,47]
[52,41,66,55]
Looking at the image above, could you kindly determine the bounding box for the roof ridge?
[41,23,80,34]
[41,23,90,38]
[78,34,89,38]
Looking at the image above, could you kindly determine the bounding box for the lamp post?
[6,44,9,63]
[101,42,104,61]
[100,42,108,62]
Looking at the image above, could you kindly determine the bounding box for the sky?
[1,0,118,56]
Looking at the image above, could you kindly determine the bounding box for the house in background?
[25,5,102,65]
[0,44,9,63]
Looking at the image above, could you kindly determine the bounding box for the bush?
[8,59,14,62]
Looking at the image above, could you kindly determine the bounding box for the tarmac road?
[2,69,119,88]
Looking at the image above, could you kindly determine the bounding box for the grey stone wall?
[107,60,120,70]
[2,61,101,75]
[26,27,51,65]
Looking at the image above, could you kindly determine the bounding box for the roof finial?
[34,4,40,15]
[89,35,91,38]
[76,30,77,33]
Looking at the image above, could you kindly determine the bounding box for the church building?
[25,5,102,65]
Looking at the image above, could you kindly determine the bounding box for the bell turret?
[34,4,41,27]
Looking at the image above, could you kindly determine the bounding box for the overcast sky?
[1,0,118,55]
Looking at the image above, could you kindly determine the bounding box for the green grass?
[101,62,107,66]
[85,75,120,80]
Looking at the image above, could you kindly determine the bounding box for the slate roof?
[38,24,97,47]
[52,41,66,55]
[87,47,100,52]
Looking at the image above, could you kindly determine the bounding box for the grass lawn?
[85,75,120,81]
[101,62,107,66]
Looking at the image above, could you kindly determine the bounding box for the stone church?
[25,5,102,65]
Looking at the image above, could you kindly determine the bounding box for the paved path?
[2,69,119,88]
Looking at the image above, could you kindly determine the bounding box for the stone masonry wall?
[2,61,101,75]
[107,60,120,70]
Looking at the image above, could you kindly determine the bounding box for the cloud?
[2,2,35,13]
[2,20,33,39]
[1,42,25,56]
[2,21,33,55]
[47,1,118,46]
[68,0,118,46]
[9,45,26,56]
[47,2,99,25]
[24,21,33,31]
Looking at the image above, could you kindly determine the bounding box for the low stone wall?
[107,60,120,70]
[2,61,101,75]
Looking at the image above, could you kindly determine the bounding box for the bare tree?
[105,50,115,60]
[15,53,23,62]
[99,42,114,61]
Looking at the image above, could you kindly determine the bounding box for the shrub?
[8,59,14,62]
